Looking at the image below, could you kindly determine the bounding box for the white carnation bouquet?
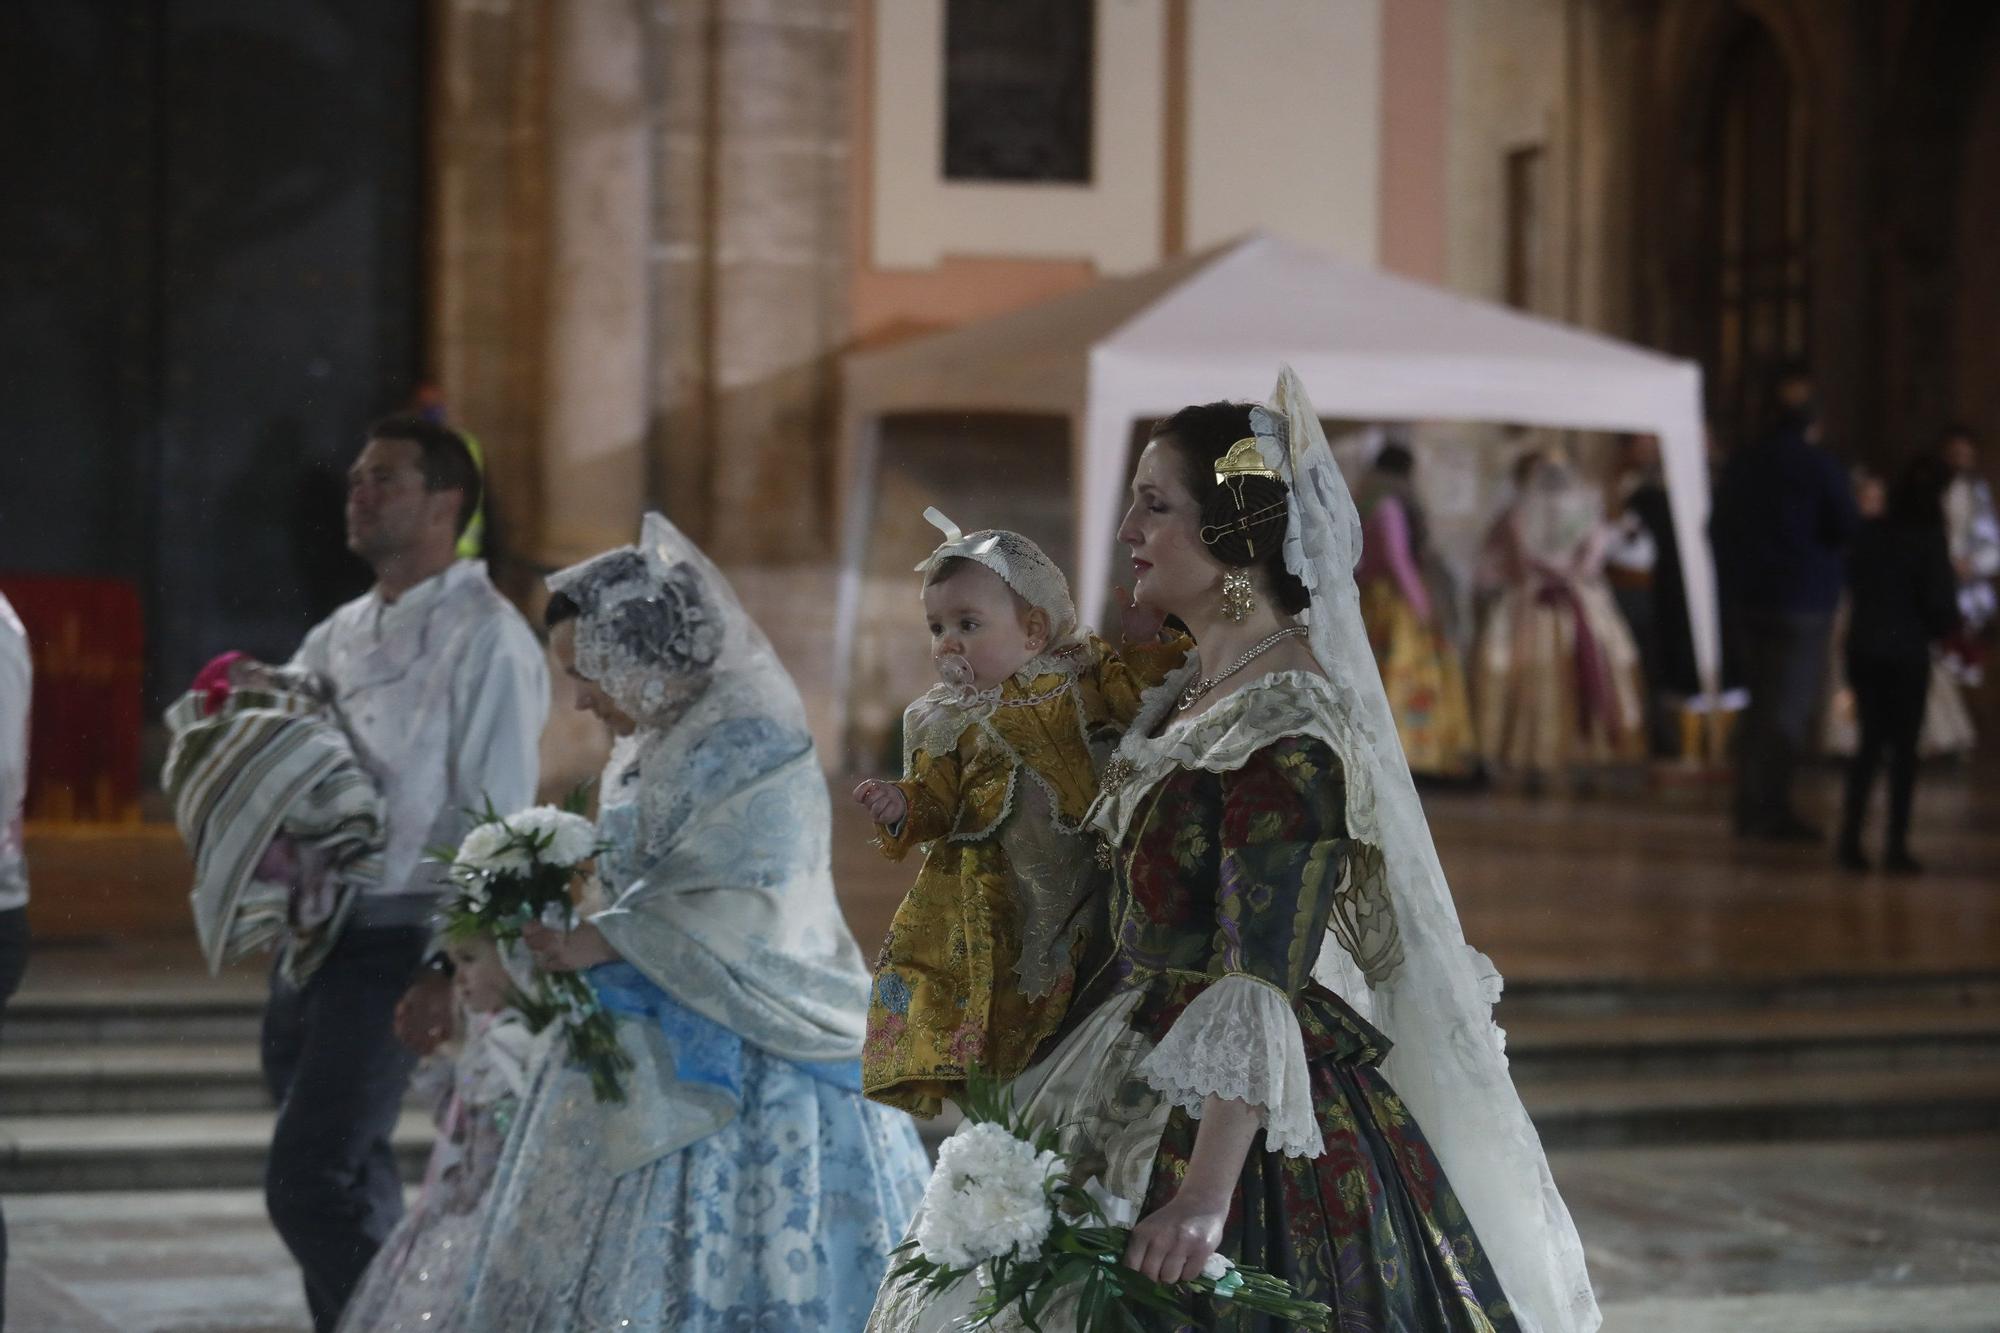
[891,1072,1331,1331]
[433,791,633,1103]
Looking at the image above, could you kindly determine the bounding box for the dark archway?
[1875,0,2000,459]
[0,1,425,703]
[1955,30,2000,457]
[1654,3,1812,455]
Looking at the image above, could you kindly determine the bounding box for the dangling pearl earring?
[1220,569,1255,623]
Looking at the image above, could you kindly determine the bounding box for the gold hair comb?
[1214,437,1279,484]
[1206,437,1285,555]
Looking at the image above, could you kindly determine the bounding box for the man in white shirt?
[0,590,31,1322]
[262,417,547,1331]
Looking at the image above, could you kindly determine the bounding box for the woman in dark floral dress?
[868,374,1599,1333]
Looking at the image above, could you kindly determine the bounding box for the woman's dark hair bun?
[1149,401,1310,614]
[1199,474,1292,569]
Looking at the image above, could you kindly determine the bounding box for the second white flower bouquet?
[434,791,633,1103]
[890,1071,1331,1331]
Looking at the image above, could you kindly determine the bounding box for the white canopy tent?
[834,232,1715,748]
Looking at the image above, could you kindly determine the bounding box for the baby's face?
[449,938,512,1015]
[922,565,1046,690]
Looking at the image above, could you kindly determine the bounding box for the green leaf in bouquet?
[440,912,491,945]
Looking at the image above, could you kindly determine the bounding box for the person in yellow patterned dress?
[1355,440,1478,777]
[853,510,1183,1117]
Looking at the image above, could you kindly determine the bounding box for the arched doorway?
[1666,7,1812,454]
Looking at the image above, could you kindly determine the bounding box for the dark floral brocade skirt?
[1138,1002,1521,1333]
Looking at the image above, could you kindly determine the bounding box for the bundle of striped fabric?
[161,667,384,984]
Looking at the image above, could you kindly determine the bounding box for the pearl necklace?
[1176,626,1308,711]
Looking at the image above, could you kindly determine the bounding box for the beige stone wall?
[430,0,855,571]
[1183,0,1383,263]
[1442,0,1640,332]
[428,0,554,592]
[651,0,854,563]
[1426,0,1647,596]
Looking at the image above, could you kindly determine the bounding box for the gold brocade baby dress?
[862,634,1183,1116]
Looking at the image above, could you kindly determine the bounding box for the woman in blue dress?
[452,512,929,1331]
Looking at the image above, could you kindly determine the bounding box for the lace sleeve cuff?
[1135,973,1321,1159]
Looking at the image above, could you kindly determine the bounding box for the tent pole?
[829,414,883,770]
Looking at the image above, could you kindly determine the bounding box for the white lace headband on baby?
[913,507,1079,643]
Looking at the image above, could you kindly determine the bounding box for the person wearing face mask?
[852,510,1185,1117]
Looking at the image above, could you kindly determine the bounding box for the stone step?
[0,1109,434,1194]
[5,989,266,1045]
[1521,1065,2000,1149]
[13,968,1999,1047]
[2,1063,1991,1194]
[1502,1002,2000,1078]
[8,997,2000,1116]
[1497,968,2000,1018]
[914,1063,2000,1156]
[0,1042,271,1115]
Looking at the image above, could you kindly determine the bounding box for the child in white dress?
[336,933,540,1332]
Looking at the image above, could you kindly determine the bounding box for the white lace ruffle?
[1135,973,1321,1159]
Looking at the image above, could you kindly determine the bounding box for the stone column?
[429,0,554,591]
[538,0,654,565]
[649,0,854,562]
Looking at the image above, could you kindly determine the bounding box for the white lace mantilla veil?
[1256,369,1600,1333]
[1514,451,1605,567]
[545,513,872,1069]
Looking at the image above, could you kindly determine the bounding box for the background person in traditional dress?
[451,514,927,1332]
[869,375,1598,1333]
[1473,449,1646,787]
[1353,439,1477,777]
[1607,433,1693,756]
[1836,455,1963,874]
[0,591,31,1324]
[1943,426,2000,688]
[264,416,548,1332]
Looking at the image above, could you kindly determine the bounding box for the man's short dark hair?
[368,414,481,536]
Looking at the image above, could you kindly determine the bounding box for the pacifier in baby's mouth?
[933,653,976,689]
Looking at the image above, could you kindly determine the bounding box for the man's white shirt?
[291,560,547,918]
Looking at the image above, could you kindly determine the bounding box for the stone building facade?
[431,0,854,576]
[429,0,1999,565]
[422,0,1999,758]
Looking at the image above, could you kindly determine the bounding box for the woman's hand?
[1115,583,1168,647]
[522,919,619,972]
[1122,1186,1230,1284]
[853,778,908,826]
[1125,1092,1260,1282]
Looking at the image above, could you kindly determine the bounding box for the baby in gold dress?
[854,509,1182,1116]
